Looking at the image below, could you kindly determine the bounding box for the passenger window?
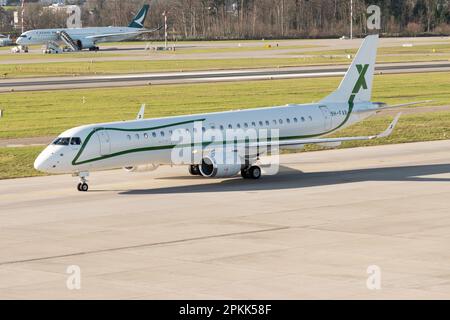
[265,121,270,126]
[301,117,305,122]
[252,122,256,127]
[219,125,224,131]
[309,116,313,121]
[259,121,263,126]
[160,131,165,137]
[152,132,157,138]
[126,135,131,140]
[237,124,241,129]
[135,134,140,140]
[228,124,232,129]
[286,119,290,124]
[144,133,149,139]
[273,120,277,125]
[294,118,298,123]
[244,123,249,128]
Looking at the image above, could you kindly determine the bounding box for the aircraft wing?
[85,26,163,41]
[249,113,401,149]
[196,114,401,159]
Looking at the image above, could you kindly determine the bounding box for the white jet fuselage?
[34,101,378,174]
[16,27,144,49]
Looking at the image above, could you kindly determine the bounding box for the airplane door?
[319,106,333,131]
[95,129,111,156]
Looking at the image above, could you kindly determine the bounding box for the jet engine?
[124,164,159,173]
[199,156,242,178]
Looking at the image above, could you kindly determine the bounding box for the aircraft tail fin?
[129,4,150,28]
[321,35,379,104]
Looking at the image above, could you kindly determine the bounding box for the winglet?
[137,104,146,120]
[375,113,402,139]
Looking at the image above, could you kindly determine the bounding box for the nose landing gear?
[75,172,90,192]
[77,182,89,192]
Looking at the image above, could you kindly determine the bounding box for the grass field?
[0,146,45,179]
[296,43,450,56]
[1,41,450,78]
[0,57,345,78]
[0,72,449,179]
[1,72,449,139]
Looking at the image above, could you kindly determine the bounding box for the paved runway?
[2,61,450,92]
[1,140,450,299]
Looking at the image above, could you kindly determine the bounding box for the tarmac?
[1,140,450,299]
[1,36,449,64]
[1,61,450,92]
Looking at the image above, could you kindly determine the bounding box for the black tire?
[81,183,89,192]
[241,168,250,179]
[77,183,82,191]
[188,165,200,176]
[249,166,262,180]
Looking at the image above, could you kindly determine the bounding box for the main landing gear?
[188,165,201,176]
[75,172,89,192]
[241,166,262,180]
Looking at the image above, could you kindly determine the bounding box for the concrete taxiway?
[1,140,450,299]
[1,36,449,64]
[1,61,450,92]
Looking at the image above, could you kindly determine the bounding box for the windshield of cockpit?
[52,137,82,146]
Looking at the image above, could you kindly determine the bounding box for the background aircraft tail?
[129,4,150,28]
[321,34,379,104]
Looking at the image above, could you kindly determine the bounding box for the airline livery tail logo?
[129,5,149,28]
[354,64,369,94]
[134,12,146,27]
[349,64,369,107]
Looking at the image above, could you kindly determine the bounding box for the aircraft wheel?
[249,166,262,180]
[78,183,89,192]
[241,168,251,179]
[189,165,200,176]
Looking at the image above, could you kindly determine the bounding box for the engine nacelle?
[124,164,159,173]
[199,156,242,178]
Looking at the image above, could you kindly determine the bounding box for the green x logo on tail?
[353,64,369,94]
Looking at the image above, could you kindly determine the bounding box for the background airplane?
[34,35,423,192]
[16,4,161,51]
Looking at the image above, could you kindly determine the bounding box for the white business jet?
[34,34,422,192]
[16,5,161,51]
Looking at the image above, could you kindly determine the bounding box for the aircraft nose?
[34,150,52,172]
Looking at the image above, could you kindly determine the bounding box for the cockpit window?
[52,137,70,146]
[70,137,82,145]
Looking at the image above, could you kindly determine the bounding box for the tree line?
[0,0,449,39]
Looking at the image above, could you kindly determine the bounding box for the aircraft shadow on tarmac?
[118,163,450,195]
